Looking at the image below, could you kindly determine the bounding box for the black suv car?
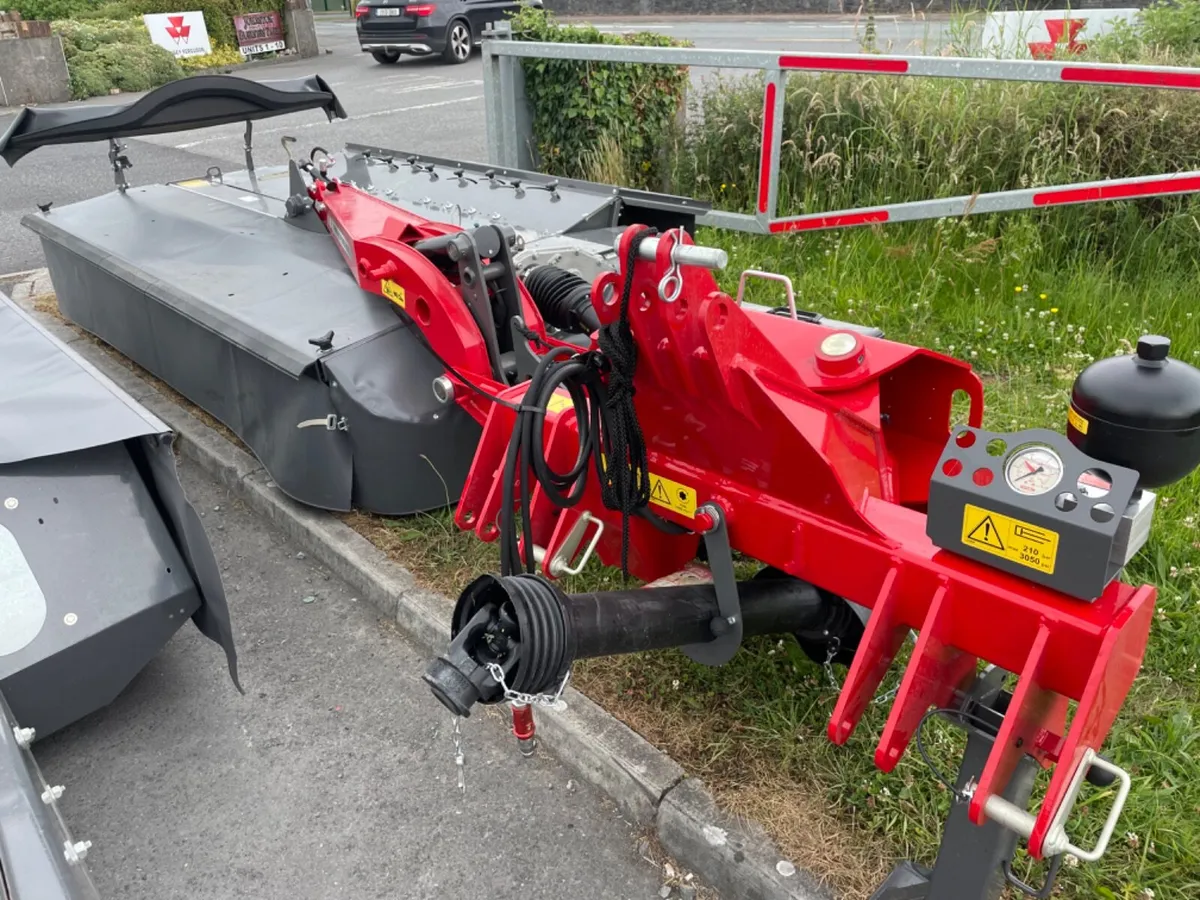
[355,0,540,65]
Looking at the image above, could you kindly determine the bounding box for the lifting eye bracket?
[681,502,744,666]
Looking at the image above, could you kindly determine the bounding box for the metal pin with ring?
[657,227,687,303]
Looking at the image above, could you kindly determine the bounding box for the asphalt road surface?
[0,14,950,275]
[33,457,671,900]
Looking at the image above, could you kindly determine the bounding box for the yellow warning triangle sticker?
[650,478,672,506]
[966,515,1005,551]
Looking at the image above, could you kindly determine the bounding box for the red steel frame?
[440,228,1154,861]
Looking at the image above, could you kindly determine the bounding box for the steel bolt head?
[42,785,65,804]
[13,726,35,749]
[63,840,91,864]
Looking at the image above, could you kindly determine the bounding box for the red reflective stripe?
[770,210,890,233]
[1061,66,1200,90]
[1033,175,1200,206]
[758,81,777,214]
[780,55,909,74]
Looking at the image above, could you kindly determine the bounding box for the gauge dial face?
[1005,444,1064,496]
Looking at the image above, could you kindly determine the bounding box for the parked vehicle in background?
[355,0,540,65]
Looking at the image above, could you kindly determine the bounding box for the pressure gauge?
[1005,444,1064,496]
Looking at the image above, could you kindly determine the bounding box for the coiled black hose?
[500,230,657,579]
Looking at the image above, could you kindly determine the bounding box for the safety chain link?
[486,662,571,712]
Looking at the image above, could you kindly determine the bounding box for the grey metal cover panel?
[0,691,101,900]
[22,186,402,377]
[0,290,240,707]
[0,298,166,465]
[210,151,619,235]
[0,442,203,736]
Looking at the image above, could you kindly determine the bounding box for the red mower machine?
[7,74,1199,900]
[307,174,1200,899]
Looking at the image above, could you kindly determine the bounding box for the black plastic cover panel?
[0,74,347,166]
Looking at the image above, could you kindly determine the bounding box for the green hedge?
[28,0,290,99]
[509,5,689,190]
[55,17,184,98]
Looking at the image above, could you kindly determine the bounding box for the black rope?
[498,226,657,578]
[595,229,655,575]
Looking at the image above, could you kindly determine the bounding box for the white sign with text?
[143,11,212,58]
[979,8,1140,59]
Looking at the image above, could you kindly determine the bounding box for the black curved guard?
[0,74,348,166]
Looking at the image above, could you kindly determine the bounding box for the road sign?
[143,11,212,58]
[978,9,1139,60]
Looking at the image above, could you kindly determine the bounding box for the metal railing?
[481,25,1200,234]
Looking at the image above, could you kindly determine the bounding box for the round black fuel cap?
[1068,335,1200,488]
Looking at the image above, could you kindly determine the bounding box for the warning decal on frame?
[546,393,574,414]
[1067,406,1089,435]
[649,473,697,519]
[381,279,406,309]
[961,503,1059,575]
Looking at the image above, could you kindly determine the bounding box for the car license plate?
[376,7,400,15]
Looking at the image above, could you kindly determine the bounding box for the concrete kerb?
[16,288,835,900]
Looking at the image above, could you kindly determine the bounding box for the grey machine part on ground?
[0,690,102,900]
[2,74,709,517]
[0,289,241,895]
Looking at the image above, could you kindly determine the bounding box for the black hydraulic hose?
[499,228,657,579]
[499,346,605,576]
[524,265,602,334]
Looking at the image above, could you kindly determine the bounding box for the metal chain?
[485,662,571,711]
[823,636,842,690]
[872,630,916,705]
[822,629,913,702]
[873,683,902,706]
[450,715,465,797]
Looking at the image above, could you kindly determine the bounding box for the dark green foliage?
[14,0,287,50]
[27,0,289,100]
[509,5,689,189]
[54,17,184,99]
